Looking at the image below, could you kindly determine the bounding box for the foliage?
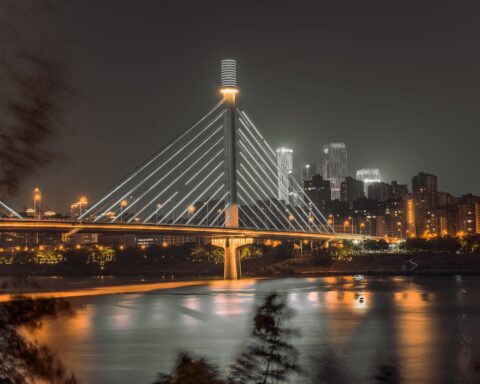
[152,352,225,384]
[35,248,64,264]
[313,249,333,268]
[363,239,390,252]
[329,246,353,262]
[190,244,224,264]
[88,246,115,269]
[228,293,300,384]
[0,294,77,383]
[239,245,263,260]
[405,236,462,253]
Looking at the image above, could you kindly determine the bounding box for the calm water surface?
[33,276,480,383]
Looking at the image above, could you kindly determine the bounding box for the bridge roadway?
[0,219,399,279]
[0,219,394,242]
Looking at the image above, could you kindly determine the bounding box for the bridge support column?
[212,237,253,279]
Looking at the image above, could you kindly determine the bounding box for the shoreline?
[0,270,476,302]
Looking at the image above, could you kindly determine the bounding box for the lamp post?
[155,203,162,223]
[120,200,128,222]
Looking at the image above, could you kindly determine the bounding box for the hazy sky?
[11,0,480,212]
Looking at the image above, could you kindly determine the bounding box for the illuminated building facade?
[322,143,347,201]
[341,177,365,208]
[356,169,381,197]
[456,194,480,236]
[276,147,293,203]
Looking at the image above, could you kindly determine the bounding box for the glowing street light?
[120,200,128,221]
[33,188,42,219]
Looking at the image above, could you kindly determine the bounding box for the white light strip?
[0,201,22,219]
[239,141,313,231]
[237,173,287,231]
[158,164,224,224]
[95,114,225,221]
[237,195,262,229]
[184,144,225,186]
[132,145,224,222]
[239,116,332,233]
[240,111,333,232]
[238,157,293,230]
[237,185,273,229]
[186,186,225,225]
[124,134,224,222]
[197,192,228,227]
[79,100,225,220]
[209,205,228,227]
[172,174,224,224]
[238,144,307,230]
[143,191,178,223]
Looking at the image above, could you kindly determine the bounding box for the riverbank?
[246,252,480,276]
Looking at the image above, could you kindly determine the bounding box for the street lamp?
[204,201,209,226]
[343,220,349,233]
[120,200,128,222]
[33,188,42,220]
[155,203,162,223]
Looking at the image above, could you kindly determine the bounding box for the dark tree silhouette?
[152,352,225,384]
[373,364,399,384]
[0,0,71,196]
[0,295,77,383]
[228,293,300,384]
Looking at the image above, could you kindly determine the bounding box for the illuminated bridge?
[0,60,399,279]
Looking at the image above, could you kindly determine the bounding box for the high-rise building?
[456,194,480,236]
[304,174,331,213]
[412,172,438,194]
[341,177,365,208]
[368,182,392,202]
[356,169,381,197]
[390,181,409,201]
[322,143,347,201]
[276,147,293,203]
[302,163,317,181]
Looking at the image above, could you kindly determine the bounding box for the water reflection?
[26,276,480,384]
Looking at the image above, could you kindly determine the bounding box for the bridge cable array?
[0,201,22,219]
[79,101,335,234]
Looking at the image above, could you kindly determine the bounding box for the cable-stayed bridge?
[0,201,22,219]
[0,60,397,278]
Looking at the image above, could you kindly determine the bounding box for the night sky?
[12,0,480,212]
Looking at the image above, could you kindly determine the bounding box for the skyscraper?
[356,169,381,197]
[322,143,347,201]
[276,147,293,203]
[341,176,365,207]
[304,174,331,213]
[412,172,438,194]
[368,182,392,202]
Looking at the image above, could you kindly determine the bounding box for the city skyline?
[5,0,480,211]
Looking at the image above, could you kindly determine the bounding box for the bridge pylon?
[221,59,239,228]
[212,237,253,279]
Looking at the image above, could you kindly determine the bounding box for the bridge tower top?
[220,59,238,103]
[221,59,239,228]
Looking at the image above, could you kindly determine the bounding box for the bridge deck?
[0,219,398,242]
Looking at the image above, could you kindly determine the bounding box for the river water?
[31,276,480,383]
